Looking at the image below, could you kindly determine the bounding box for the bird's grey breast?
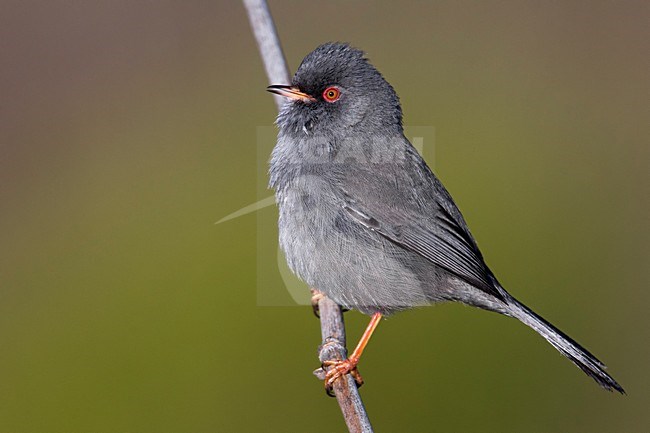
[269,134,342,282]
[269,134,433,314]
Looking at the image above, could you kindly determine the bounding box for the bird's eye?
[322,86,341,103]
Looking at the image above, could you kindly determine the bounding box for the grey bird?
[267,42,624,394]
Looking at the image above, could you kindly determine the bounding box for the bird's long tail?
[505,295,625,394]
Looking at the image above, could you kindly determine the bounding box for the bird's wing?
[339,160,505,302]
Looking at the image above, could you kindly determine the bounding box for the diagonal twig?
[242,1,373,432]
[242,0,290,110]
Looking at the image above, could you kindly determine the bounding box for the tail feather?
[507,296,625,394]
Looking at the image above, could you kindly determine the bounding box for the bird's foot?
[323,357,363,395]
[310,289,349,318]
[310,289,325,318]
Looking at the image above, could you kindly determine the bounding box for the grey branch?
[242,0,290,110]
[242,1,374,432]
[313,296,374,432]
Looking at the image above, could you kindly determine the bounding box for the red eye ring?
[322,86,341,102]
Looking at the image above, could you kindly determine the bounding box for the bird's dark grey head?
[269,43,403,138]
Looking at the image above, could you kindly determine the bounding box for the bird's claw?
[322,357,363,395]
[310,289,349,318]
[310,289,324,318]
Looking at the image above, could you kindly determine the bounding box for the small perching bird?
[267,42,624,394]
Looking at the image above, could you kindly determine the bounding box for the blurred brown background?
[1,1,648,432]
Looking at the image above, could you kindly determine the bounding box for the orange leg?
[324,312,382,388]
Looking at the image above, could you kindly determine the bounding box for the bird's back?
[271,132,497,314]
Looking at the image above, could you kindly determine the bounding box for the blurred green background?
[1,1,648,432]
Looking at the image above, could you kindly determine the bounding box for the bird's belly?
[277,186,436,315]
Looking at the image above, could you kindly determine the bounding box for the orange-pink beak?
[267,85,315,102]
